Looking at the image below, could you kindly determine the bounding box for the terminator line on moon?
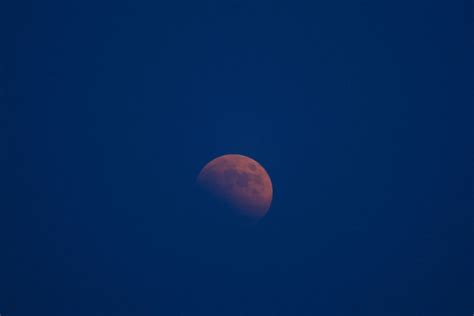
[196,154,273,224]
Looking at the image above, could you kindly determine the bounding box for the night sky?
[3,0,473,315]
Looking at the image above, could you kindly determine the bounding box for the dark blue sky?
[3,0,473,315]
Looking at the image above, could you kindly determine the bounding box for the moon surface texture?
[197,154,273,225]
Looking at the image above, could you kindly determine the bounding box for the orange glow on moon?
[197,154,273,224]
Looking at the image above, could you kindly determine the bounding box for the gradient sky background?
[3,0,473,315]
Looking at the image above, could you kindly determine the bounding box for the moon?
[196,154,273,225]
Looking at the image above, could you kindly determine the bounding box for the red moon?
[196,154,273,224]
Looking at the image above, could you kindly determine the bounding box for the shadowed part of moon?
[196,154,273,224]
